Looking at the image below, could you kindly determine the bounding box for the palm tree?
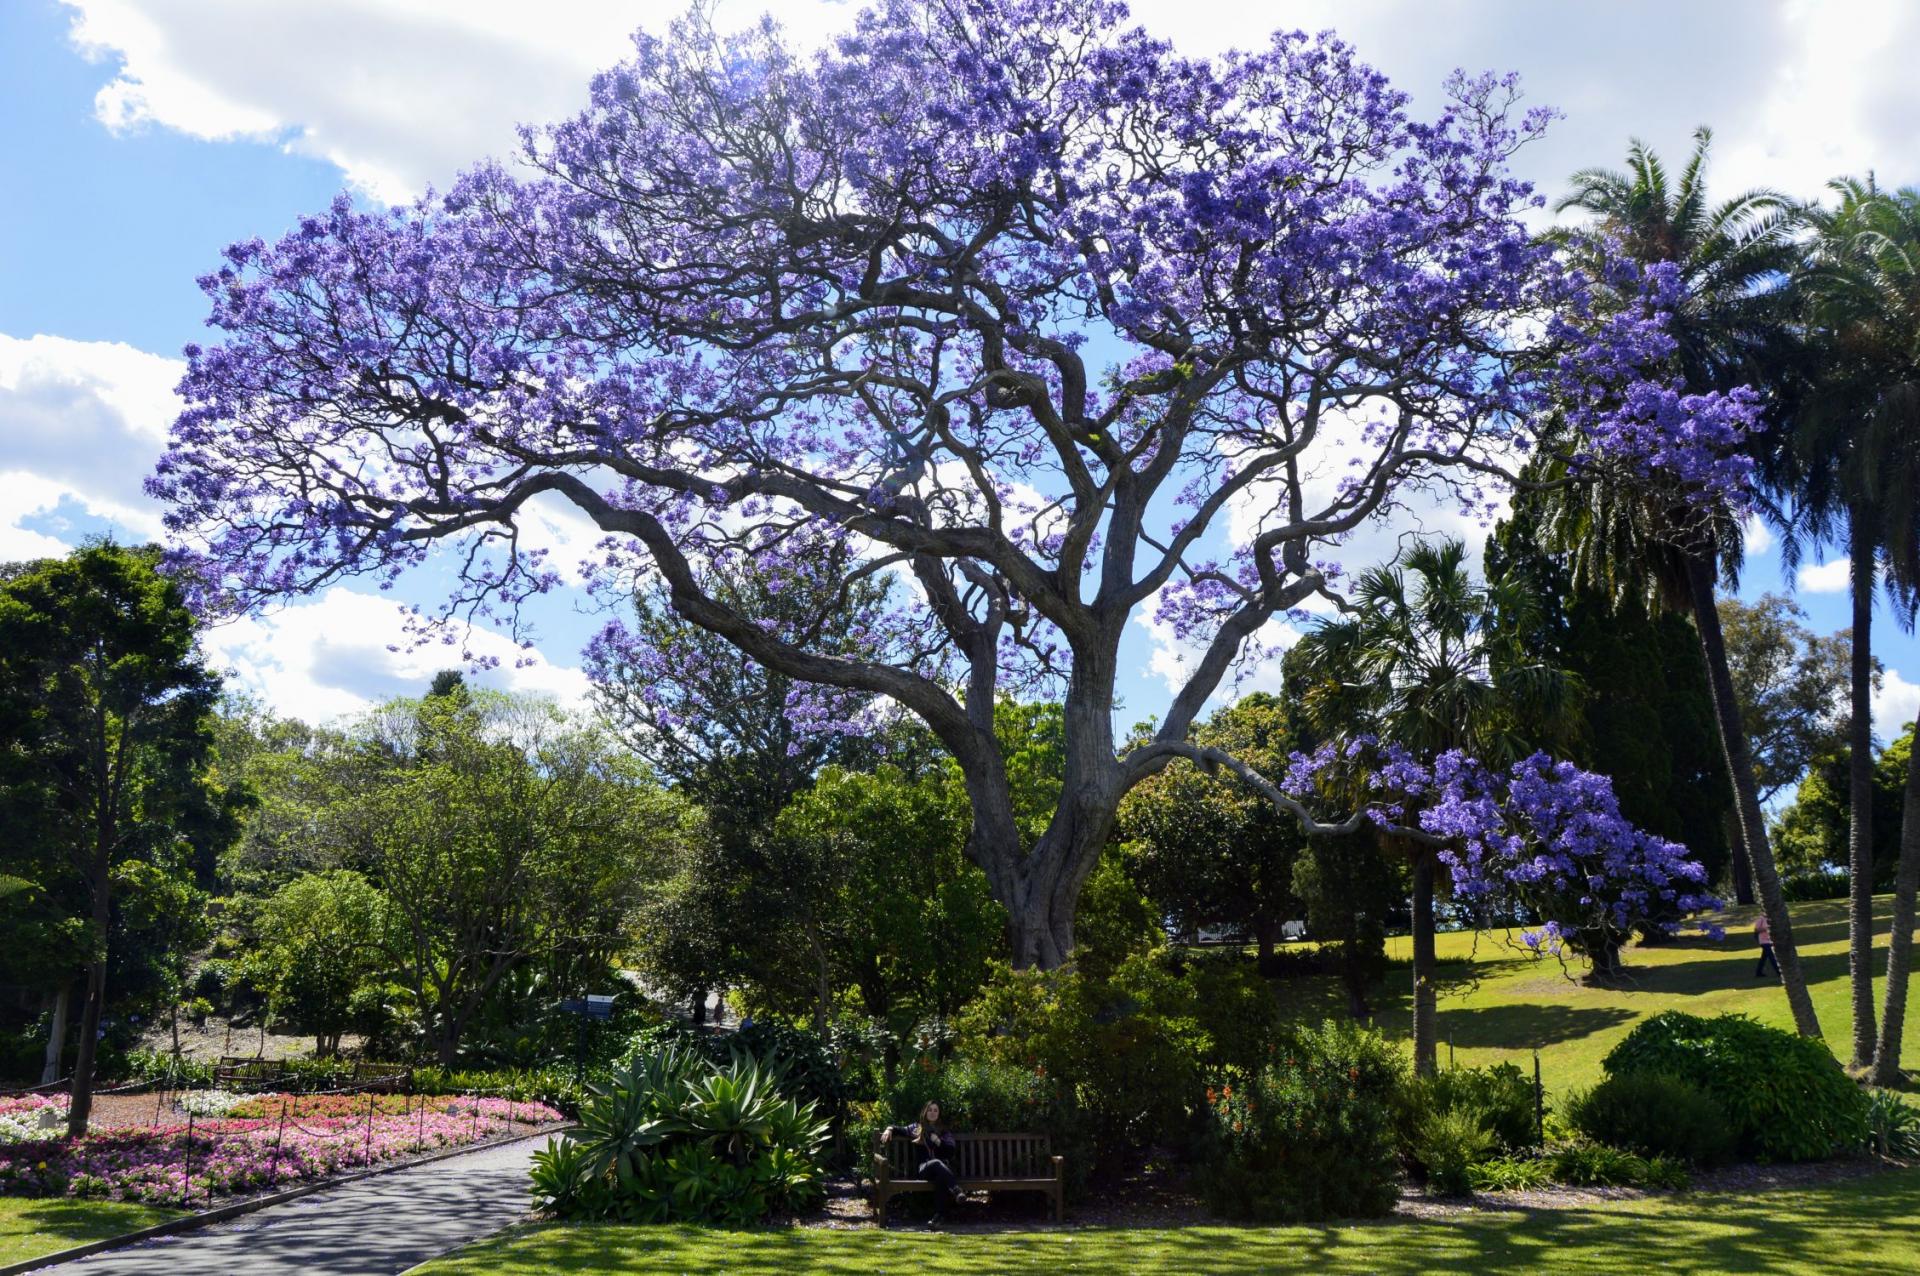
[1290,539,1582,1074]
[1787,180,1920,1079]
[1548,128,1826,1039]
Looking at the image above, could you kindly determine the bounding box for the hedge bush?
[1567,1070,1734,1166]
[1601,1011,1867,1161]
[855,1057,1095,1198]
[1197,1019,1407,1222]
[1406,1062,1540,1153]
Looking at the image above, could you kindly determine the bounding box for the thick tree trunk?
[1870,708,1920,1085]
[1688,554,1823,1038]
[1254,913,1278,974]
[1846,523,1878,1067]
[1411,850,1438,1076]
[40,984,69,1086]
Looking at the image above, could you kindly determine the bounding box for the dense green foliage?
[1602,1011,1868,1161]
[531,1046,830,1225]
[0,545,238,1129]
[1197,1020,1408,1222]
[1117,695,1305,964]
[1567,1071,1735,1166]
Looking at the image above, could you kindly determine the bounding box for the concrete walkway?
[52,1137,542,1275]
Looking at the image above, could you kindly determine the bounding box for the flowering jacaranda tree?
[152,0,1755,968]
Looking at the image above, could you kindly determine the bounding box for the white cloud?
[1873,667,1920,741]
[199,585,592,725]
[0,332,181,550]
[1795,557,1851,593]
[1134,596,1301,706]
[1742,514,1776,558]
[60,0,859,204]
[64,2,1917,214]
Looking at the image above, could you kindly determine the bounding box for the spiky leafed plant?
[1544,127,1824,1038]
[1786,179,1920,1078]
[1290,538,1582,1071]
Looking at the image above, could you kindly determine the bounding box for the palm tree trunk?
[1846,520,1878,1066]
[1870,707,1920,1085]
[1725,810,1755,906]
[1687,553,1824,1038]
[1411,850,1438,1076]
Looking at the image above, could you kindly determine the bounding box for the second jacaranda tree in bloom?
[151,0,1752,968]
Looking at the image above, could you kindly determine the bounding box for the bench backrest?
[214,1056,285,1086]
[877,1131,1053,1179]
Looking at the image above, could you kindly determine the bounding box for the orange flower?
[1222,1084,1232,1099]
[1206,1087,1217,1104]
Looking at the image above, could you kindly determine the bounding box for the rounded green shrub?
[1407,1062,1540,1152]
[1198,1019,1408,1222]
[1411,1106,1496,1196]
[1601,1011,1867,1162]
[1567,1070,1734,1166]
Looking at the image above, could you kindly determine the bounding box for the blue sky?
[3,0,1919,743]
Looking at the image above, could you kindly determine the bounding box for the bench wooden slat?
[872,1130,1062,1226]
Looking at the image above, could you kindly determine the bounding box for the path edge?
[1,1127,560,1275]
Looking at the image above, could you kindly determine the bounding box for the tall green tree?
[589,538,896,1015]
[1781,178,1920,1066]
[1288,539,1581,1071]
[1548,127,1825,1038]
[339,691,684,1064]
[1117,694,1306,969]
[0,545,231,1135]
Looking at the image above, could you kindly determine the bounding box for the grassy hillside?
[1269,896,1920,1097]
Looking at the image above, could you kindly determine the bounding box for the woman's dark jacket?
[886,1123,957,1170]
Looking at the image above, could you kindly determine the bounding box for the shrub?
[628,1019,846,1128]
[1780,870,1849,902]
[1467,1154,1554,1192]
[1548,1140,1689,1190]
[1567,1071,1734,1166]
[1408,1063,1540,1153]
[1864,1089,1920,1159]
[855,1057,1094,1198]
[955,961,1199,1173]
[1197,1019,1407,1222]
[533,1044,830,1225]
[1411,1106,1495,1196]
[1602,1011,1867,1161]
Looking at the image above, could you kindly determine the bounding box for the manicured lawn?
[0,1196,178,1265]
[1272,895,1920,1098]
[420,1168,1920,1274]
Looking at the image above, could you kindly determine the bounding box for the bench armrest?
[872,1152,894,1183]
[1051,1155,1064,1180]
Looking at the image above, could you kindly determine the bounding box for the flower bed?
[0,1095,69,1144]
[0,1095,563,1205]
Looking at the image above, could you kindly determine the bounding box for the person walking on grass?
[883,1100,960,1219]
[1755,910,1780,978]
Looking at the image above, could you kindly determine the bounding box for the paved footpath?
[51,1136,542,1276]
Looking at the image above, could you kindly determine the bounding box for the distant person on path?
[884,1100,960,1217]
[1754,911,1779,978]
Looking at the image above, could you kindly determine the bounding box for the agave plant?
[570,1044,702,1179]
[682,1056,780,1164]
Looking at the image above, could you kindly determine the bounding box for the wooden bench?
[872,1130,1063,1225]
[213,1057,284,1088]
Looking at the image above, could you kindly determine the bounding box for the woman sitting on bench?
[883,1101,960,1215]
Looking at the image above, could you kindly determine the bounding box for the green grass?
[419,1168,1920,1274]
[1269,895,1920,1099]
[0,1196,178,1266]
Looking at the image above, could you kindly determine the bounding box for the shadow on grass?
[424,1169,1920,1274]
[9,1197,179,1250]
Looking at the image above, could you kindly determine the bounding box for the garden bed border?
[0,1125,560,1275]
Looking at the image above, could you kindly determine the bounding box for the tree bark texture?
[40,984,69,1087]
[1847,520,1878,1066]
[1688,553,1823,1038]
[1870,708,1920,1085]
